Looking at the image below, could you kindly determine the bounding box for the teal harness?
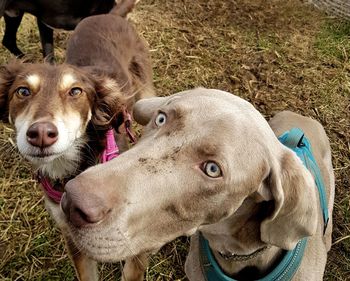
[199,128,329,281]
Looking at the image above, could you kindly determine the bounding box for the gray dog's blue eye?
[203,161,222,178]
[155,112,167,126]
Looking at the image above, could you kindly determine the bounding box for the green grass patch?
[315,20,350,61]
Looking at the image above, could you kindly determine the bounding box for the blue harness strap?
[278,128,329,232]
[199,234,307,281]
[199,128,329,281]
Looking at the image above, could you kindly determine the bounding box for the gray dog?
[60,88,334,280]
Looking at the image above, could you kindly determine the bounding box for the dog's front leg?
[122,253,149,281]
[64,235,98,281]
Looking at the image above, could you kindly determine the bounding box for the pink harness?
[39,113,135,204]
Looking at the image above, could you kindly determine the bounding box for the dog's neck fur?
[201,198,284,279]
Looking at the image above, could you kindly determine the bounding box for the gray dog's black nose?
[26,122,58,148]
[61,180,111,228]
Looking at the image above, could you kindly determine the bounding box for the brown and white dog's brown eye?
[69,87,83,97]
[202,161,222,178]
[16,87,31,97]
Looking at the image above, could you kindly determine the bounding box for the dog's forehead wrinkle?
[196,142,221,157]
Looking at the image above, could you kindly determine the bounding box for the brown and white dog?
[60,88,334,280]
[0,0,154,280]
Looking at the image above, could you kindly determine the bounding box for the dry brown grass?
[0,0,349,280]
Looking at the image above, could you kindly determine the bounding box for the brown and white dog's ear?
[133,97,167,125]
[90,76,127,129]
[0,62,22,122]
[260,150,318,250]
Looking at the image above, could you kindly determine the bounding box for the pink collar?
[37,174,65,204]
[39,128,120,203]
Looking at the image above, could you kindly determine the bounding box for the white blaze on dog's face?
[0,63,119,179]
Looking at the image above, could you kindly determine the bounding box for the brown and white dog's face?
[0,62,123,179]
[60,88,318,262]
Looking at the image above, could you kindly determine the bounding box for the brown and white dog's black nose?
[61,179,112,228]
[26,122,58,148]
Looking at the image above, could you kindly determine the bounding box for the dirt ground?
[0,0,349,280]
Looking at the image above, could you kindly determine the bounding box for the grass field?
[0,0,349,280]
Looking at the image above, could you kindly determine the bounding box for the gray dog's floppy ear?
[260,150,318,250]
[133,97,167,125]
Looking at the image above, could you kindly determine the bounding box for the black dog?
[0,0,116,61]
